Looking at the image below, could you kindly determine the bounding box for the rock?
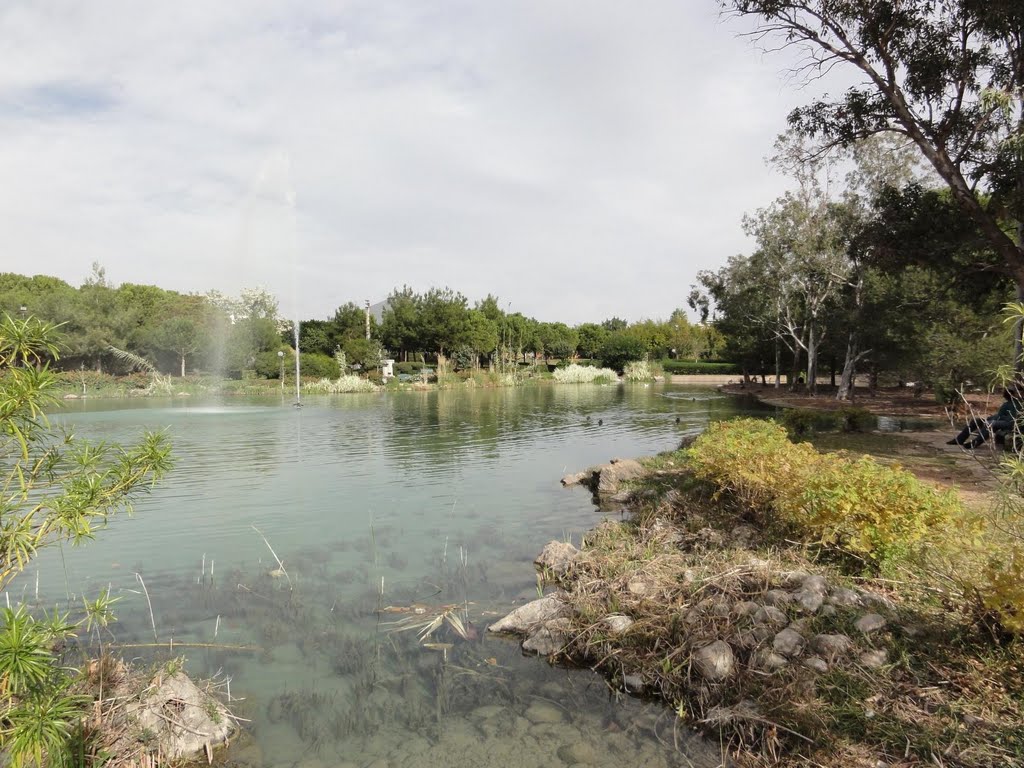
[801,574,829,595]
[534,541,580,576]
[524,701,565,725]
[735,626,773,649]
[733,600,760,617]
[561,471,590,487]
[803,656,829,673]
[471,705,506,720]
[557,741,598,764]
[596,459,646,494]
[752,649,789,671]
[609,490,633,504]
[763,589,792,607]
[753,605,788,627]
[627,579,651,597]
[779,570,810,588]
[603,614,634,634]
[794,589,824,613]
[829,587,862,607]
[731,525,756,545]
[772,628,806,657]
[489,596,568,634]
[522,618,571,656]
[622,673,644,693]
[855,613,887,635]
[692,640,735,682]
[812,633,853,660]
[860,649,888,669]
[819,604,838,618]
[127,671,234,761]
[710,599,732,618]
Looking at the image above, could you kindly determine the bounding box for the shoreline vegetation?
[489,409,1024,767]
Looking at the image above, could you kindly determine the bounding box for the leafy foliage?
[686,419,960,567]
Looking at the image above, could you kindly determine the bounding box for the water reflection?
[14,384,766,767]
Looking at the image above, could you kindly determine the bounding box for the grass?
[541,441,1024,767]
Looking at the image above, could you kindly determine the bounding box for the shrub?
[623,360,654,381]
[395,361,424,374]
[599,334,647,372]
[552,364,620,384]
[304,375,378,394]
[661,360,739,375]
[686,418,960,568]
[300,352,341,380]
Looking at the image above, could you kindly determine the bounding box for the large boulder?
[126,671,234,760]
[534,541,580,576]
[596,459,646,494]
[488,595,569,634]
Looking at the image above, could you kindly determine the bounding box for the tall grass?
[304,376,379,394]
[552,364,619,384]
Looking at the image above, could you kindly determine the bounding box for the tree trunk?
[774,338,781,389]
[180,354,186,377]
[806,320,818,396]
[830,356,836,387]
[837,332,858,401]
[790,347,802,391]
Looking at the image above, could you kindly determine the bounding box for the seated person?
[947,388,1021,449]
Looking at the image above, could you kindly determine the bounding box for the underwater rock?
[534,541,580,576]
[557,740,599,764]
[488,595,569,634]
[524,701,565,725]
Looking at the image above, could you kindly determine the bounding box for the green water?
[12,383,763,768]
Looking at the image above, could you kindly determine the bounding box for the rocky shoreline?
[484,453,986,767]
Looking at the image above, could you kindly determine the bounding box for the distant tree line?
[0,266,722,378]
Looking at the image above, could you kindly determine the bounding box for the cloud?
[0,1,843,324]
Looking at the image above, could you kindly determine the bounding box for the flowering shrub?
[304,375,379,393]
[552,364,619,384]
[623,361,654,381]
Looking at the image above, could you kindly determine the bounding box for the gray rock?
[534,541,580,576]
[622,673,644,693]
[855,613,887,635]
[803,655,829,673]
[753,605,788,627]
[829,587,862,607]
[860,649,888,669]
[731,525,756,545]
[128,671,235,760]
[557,741,598,764]
[813,633,853,660]
[609,490,633,504]
[710,600,732,618]
[772,628,806,657]
[692,640,736,682]
[596,459,647,494]
[819,604,838,618]
[627,579,651,596]
[763,589,792,607]
[603,614,634,634]
[752,649,789,671]
[801,574,829,595]
[794,589,824,613]
[522,618,572,656]
[779,570,810,588]
[524,701,565,724]
[489,595,568,634]
[733,600,760,618]
[734,626,773,649]
[560,471,590,487]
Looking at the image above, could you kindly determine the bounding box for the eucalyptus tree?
[722,0,1024,362]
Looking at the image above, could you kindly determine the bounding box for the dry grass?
[545,466,1024,767]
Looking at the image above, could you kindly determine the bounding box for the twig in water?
[136,573,158,640]
[251,525,292,588]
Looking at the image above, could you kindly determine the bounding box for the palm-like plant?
[0,314,63,369]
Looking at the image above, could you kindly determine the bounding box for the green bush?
[599,335,647,373]
[300,352,341,379]
[686,418,960,568]
[660,360,739,375]
[394,361,424,374]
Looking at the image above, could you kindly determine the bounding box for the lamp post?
[277,350,285,395]
[19,305,27,318]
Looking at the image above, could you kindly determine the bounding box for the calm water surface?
[13,384,764,768]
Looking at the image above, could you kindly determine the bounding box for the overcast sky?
[0,1,839,324]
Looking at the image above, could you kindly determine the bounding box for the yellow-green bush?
[687,418,961,567]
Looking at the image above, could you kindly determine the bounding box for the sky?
[0,1,844,324]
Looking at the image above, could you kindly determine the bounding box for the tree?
[380,287,422,361]
[723,0,1024,362]
[419,287,470,358]
[0,319,170,767]
[575,323,608,359]
[152,316,202,376]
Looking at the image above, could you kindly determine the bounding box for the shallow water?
[12,383,764,767]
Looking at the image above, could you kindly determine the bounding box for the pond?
[15,383,765,768]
